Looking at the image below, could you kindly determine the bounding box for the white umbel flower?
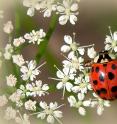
[6,74,17,87]
[72,74,92,94]
[52,67,75,98]
[9,90,22,106]
[57,0,79,25]
[91,93,110,115]
[3,21,14,34]
[36,101,63,124]
[23,0,40,16]
[20,60,41,81]
[104,29,117,52]
[5,106,17,120]
[87,47,97,59]
[62,56,84,72]
[68,93,91,116]
[12,54,25,67]
[0,95,8,107]
[24,29,46,45]
[25,100,36,111]
[13,37,25,47]
[43,0,56,18]
[26,80,49,97]
[4,44,13,60]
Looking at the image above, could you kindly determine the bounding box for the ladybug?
[90,51,117,100]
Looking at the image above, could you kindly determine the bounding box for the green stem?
[35,14,58,64]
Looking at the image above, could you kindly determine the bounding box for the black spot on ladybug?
[100,88,107,94]
[96,90,101,95]
[112,64,117,70]
[93,80,98,85]
[92,67,94,72]
[95,67,99,73]
[103,64,107,67]
[111,86,117,92]
[108,72,115,80]
[99,74,105,82]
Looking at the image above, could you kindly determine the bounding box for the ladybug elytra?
[90,51,117,100]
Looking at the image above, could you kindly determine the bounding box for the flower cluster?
[23,0,80,25]
[52,34,111,116]
[0,20,63,124]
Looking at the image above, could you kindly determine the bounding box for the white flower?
[12,54,25,67]
[43,0,56,18]
[61,35,84,59]
[0,95,8,107]
[3,21,14,34]
[20,60,41,81]
[26,80,49,97]
[105,31,117,52]
[54,67,75,98]
[24,29,46,44]
[36,101,63,124]
[72,74,92,94]
[62,56,84,72]
[5,106,17,120]
[87,47,97,58]
[13,37,25,47]
[15,113,30,124]
[25,100,36,111]
[9,90,23,107]
[6,74,17,87]
[0,10,4,19]
[23,0,40,16]
[4,44,13,60]
[91,93,111,115]
[68,93,91,116]
[57,0,79,25]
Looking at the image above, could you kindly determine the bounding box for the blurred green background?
[1,0,117,124]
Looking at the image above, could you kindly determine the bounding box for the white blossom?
[62,56,84,72]
[3,21,14,34]
[57,0,79,25]
[68,93,91,116]
[4,44,13,60]
[23,0,40,16]
[72,74,92,94]
[91,93,110,115]
[36,101,63,124]
[24,29,46,44]
[13,37,25,47]
[9,90,23,107]
[26,80,49,97]
[4,106,17,120]
[12,54,25,67]
[54,67,75,98]
[25,100,36,111]
[61,35,85,59]
[6,74,17,87]
[105,31,117,52]
[42,0,56,18]
[87,47,97,59]
[0,95,8,107]
[20,60,41,81]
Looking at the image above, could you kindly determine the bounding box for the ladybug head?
[94,50,112,63]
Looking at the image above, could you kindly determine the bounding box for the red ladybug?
[90,51,117,100]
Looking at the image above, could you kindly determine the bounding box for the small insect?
[90,51,117,100]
